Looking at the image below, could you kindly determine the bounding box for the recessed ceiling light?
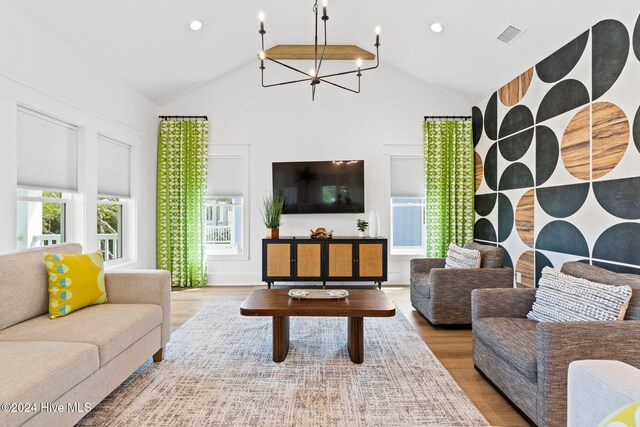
[430,22,444,33]
[190,20,203,31]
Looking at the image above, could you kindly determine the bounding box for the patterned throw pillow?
[444,244,482,269]
[45,251,107,319]
[527,267,633,322]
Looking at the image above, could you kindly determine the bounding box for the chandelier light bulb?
[309,69,316,77]
[190,20,203,31]
[375,25,381,35]
[322,0,327,7]
[356,58,362,68]
[259,51,266,60]
[258,11,265,22]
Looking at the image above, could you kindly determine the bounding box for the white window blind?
[98,135,131,198]
[208,156,243,196]
[390,156,424,197]
[17,107,78,192]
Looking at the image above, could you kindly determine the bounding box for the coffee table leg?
[347,317,364,364]
[273,316,290,363]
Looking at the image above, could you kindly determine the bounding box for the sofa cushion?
[561,261,640,320]
[45,251,107,318]
[0,341,98,427]
[464,242,504,268]
[0,243,82,330]
[0,304,161,366]
[474,317,538,380]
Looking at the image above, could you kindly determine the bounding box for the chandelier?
[257,0,381,101]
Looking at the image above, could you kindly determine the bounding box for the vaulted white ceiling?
[5,0,635,106]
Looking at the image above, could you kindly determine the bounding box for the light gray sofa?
[410,242,513,325]
[0,243,171,427]
[472,261,640,427]
[568,360,640,427]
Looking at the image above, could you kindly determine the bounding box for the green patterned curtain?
[157,118,209,287]
[424,118,474,257]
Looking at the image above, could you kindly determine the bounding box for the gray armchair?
[472,262,640,427]
[410,242,513,325]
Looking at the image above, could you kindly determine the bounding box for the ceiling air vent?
[497,24,525,45]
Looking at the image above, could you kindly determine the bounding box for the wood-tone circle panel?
[328,243,353,277]
[474,152,483,191]
[266,244,291,277]
[561,105,591,180]
[359,243,383,277]
[515,251,535,288]
[296,244,322,277]
[498,68,534,107]
[515,190,535,248]
[592,102,629,179]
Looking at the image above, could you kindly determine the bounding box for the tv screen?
[273,160,365,214]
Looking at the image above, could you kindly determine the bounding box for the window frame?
[389,196,426,256]
[16,189,72,250]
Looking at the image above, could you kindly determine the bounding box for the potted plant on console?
[356,219,369,238]
[262,191,285,239]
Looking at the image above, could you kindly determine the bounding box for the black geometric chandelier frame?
[258,0,381,101]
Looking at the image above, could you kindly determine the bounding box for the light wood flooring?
[171,285,531,427]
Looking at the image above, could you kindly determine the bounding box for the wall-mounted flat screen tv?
[272,160,365,214]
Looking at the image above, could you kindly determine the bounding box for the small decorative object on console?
[310,227,333,239]
[356,219,368,238]
[288,289,349,299]
[261,191,285,239]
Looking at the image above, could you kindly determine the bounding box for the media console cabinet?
[262,236,388,289]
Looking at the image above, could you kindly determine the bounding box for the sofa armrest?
[568,360,640,427]
[471,287,535,321]
[105,270,171,348]
[536,320,640,427]
[431,267,513,294]
[410,258,446,275]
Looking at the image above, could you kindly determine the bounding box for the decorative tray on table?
[288,289,349,300]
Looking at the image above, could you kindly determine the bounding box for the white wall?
[0,2,159,268]
[163,61,470,284]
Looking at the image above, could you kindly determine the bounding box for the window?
[97,135,130,262]
[97,198,123,261]
[205,197,243,255]
[390,197,426,254]
[389,156,425,255]
[208,155,247,257]
[16,107,78,250]
[17,189,69,250]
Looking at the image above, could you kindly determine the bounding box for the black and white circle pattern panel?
[473,10,640,287]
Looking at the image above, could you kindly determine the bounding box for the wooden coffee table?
[240,289,395,364]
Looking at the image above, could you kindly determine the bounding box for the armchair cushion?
[474,317,539,380]
[561,261,640,320]
[444,244,481,269]
[464,242,504,268]
[527,267,633,322]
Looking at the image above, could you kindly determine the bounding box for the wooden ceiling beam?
[261,45,375,61]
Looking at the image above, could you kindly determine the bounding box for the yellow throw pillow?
[45,251,107,319]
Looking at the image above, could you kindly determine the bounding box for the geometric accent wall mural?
[474,10,640,286]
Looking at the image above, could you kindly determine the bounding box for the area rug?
[79,300,489,427]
